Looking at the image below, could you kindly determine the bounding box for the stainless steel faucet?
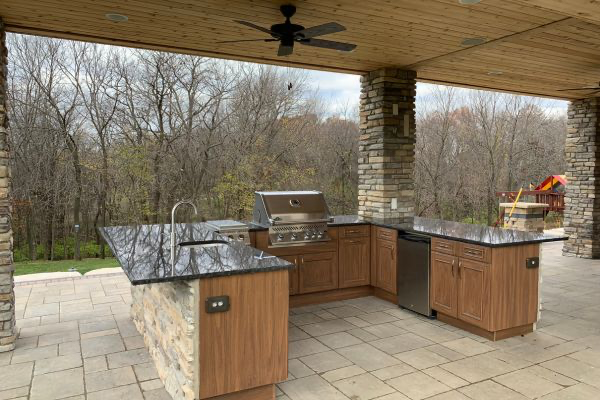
[170,200,198,276]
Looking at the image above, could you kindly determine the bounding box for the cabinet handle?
[300,256,304,264]
[348,240,362,244]
[458,262,462,278]
[451,259,455,277]
[347,229,360,233]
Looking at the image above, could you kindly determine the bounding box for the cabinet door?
[457,258,491,329]
[375,239,397,295]
[339,237,370,288]
[298,251,339,294]
[280,255,299,295]
[430,252,458,317]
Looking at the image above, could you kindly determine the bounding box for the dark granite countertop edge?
[248,218,568,248]
[367,221,568,248]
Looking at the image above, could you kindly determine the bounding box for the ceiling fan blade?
[278,43,294,56]
[299,38,356,52]
[234,20,279,36]
[295,22,346,39]
[556,87,600,91]
[216,39,278,44]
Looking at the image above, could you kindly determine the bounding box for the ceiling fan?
[218,4,357,56]
[557,82,600,95]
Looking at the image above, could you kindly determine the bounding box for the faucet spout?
[170,200,198,277]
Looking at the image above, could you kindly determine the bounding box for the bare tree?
[77,44,121,258]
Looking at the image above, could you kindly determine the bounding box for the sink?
[178,239,228,249]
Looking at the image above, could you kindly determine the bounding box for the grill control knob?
[317,233,323,239]
[304,234,311,240]
[277,234,284,241]
[291,233,297,241]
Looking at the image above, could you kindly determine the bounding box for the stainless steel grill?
[253,191,332,247]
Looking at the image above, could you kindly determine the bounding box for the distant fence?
[496,190,565,213]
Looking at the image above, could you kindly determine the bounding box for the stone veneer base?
[131,280,199,400]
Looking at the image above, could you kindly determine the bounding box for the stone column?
[563,98,600,258]
[358,68,416,221]
[0,19,15,352]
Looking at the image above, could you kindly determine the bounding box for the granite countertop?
[100,223,293,285]
[333,215,568,247]
[247,214,567,247]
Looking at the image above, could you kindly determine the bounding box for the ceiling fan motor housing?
[230,3,356,56]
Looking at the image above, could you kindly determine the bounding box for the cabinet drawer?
[431,238,456,255]
[340,225,370,238]
[376,227,397,242]
[459,243,491,263]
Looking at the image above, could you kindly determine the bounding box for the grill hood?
[253,191,332,226]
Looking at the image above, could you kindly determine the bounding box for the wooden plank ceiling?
[3,0,600,100]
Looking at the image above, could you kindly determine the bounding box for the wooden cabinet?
[339,236,370,288]
[431,241,493,331]
[280,255,299,295]
[371,227,397,295]
[431,241,541,340]
[457,258,491,329]
[298,251,338,294]
[199,270,288,398]
[267,251,338,295]
[430,252,458,318]
[254,229,339,296]
[375,240,397,294]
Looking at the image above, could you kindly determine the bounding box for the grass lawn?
[14,258,120,276]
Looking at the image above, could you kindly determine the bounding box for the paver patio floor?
[2,241,600,399]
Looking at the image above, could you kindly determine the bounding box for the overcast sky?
[304,69,569,117]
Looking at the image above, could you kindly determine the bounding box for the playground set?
[496,175,566,229]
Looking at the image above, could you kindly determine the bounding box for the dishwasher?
[397,232,434,317]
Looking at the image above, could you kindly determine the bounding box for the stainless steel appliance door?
[397,233,433,317]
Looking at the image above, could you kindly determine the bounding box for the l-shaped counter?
[101,216,567,400]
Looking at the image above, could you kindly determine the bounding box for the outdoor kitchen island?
[100,223,294,400]
[101,205,566,400]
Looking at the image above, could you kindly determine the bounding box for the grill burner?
[253,191,332,247]
[206,220,250,245]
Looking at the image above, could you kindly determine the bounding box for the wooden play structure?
[495,175,567,228]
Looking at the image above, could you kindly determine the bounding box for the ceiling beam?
[404,17,576,70]
[509,0,600,25]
